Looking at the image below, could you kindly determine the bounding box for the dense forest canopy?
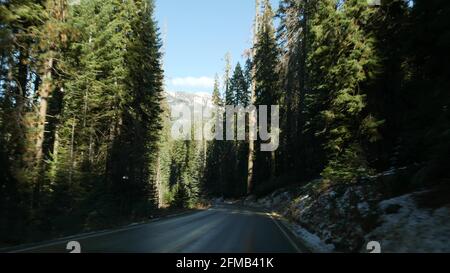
[0,0,449,247]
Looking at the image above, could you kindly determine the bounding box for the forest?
[0,0,449,249]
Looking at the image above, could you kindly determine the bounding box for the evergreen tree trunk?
[247,0,260,195]
[16,49,29,115]
[34,56,53,207]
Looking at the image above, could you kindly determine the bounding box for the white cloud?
[170,77,214,89]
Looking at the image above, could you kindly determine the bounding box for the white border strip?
[267,213,302,253]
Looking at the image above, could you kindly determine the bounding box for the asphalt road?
[12,205,306,253]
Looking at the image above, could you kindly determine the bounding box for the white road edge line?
[9,210,204,253]
[267,213,301,253]
[10,224,148,253]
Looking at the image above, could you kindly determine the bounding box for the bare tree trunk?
[202,97,207,169]
[83,87,89,127]
[271,151,276,177]
[88,132,93,164]
[17,49,29,114]
[247,0,260,195]
[52,127,59,164]
[69,119,76,184]
[35,57,53,163]
[34,56,53,208]
[297,0,309,177]
[156,154,162,208]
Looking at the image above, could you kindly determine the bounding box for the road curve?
[12,205,306,253]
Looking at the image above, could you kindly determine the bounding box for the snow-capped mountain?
[165,91,214,117]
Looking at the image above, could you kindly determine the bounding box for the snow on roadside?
[365,192,450,253]
[245,177,450,252]
[281,219,335,253]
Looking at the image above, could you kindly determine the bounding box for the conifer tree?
[223,53,234,106]
[252,0,280,185]
[211,74,222,106]
[307,0,382,183]
[247,0,261,194]
[231,63,250,106]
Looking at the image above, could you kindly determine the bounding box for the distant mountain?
[165,91,213,116]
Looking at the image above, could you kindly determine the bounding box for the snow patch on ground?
[282,220,335,253]
[365,192,450,253]
[245,176,450,252]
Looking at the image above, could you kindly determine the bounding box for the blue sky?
[154,0,279,93]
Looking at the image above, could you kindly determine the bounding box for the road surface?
[11,205,306,253]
